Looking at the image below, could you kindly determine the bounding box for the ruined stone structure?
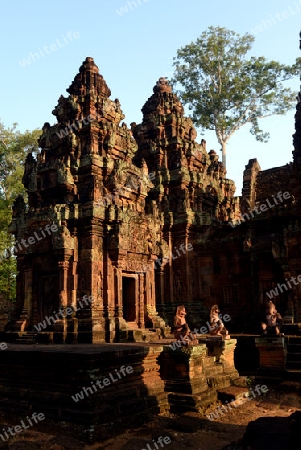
[6,54,301,342]
[7,58,240,342]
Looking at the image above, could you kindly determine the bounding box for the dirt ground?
[1,379,301,450]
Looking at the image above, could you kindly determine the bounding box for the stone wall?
[5,53,301,337]
[256,165,293,203]
[0,295,15,331]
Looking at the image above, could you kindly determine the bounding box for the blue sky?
[1,0,301,194]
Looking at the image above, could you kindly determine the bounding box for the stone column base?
[255,336,286,371]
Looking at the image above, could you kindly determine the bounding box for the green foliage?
[172,26,300,167]
[0,198,16,301]
[0,122,41,203]
[0,121,41,302]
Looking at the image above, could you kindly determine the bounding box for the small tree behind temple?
[172,26,300,170]
[0,121,41,303]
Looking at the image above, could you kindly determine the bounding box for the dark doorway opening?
[38,274,59,326]
[122,277,136,322]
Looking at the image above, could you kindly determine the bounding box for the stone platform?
[159,338,240,414]
[0,339,240,441]
[255,336,287,372]
[0,343,168,441]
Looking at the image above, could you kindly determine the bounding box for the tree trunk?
[221,141,227,171]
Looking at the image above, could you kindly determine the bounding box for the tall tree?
[172,26,300,169]
[0,121,41,302]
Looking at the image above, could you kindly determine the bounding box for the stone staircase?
[14,331,38,344]
[286,336,301,374]
[4,309,28,333]
[118,328,158,342]
[3,325,170,345]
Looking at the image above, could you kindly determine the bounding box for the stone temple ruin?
[7,57,241,343]
[5,55,301,344]
[2,54,301,442]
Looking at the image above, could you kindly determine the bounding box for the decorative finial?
[153,77,172,94]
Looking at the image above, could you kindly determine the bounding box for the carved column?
[167,233,174,301]
[58,261,69,306]
[294,283,301,323]
[114,264,123,318]
[23,268,32,315]
[138,273,144,328]
[148,258,156,311]
[156,265,165,305]
[71,228,78,308]
[144,258,152,309]
[185,229,191,301]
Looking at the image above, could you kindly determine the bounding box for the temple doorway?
[38,275,59,324]
[122,276,137,322]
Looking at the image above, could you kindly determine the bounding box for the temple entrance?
[38,275,59,325]
[122,276,136,322]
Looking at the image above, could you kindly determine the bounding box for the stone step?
[284,368,301,380]
[287,344,301,353]
[202,356,217,366]
[14,332,38,344]
[167,380,235,413]
[286,336,301,344]
[286,352,301,361]
[142,330,162,342]
[118,329,160,343]
[164,333,175,340]
[284,368,301,377]
[152,320,166,327]
[202,358,225,376]
[125,321,139,330]
[206,374,232,390]
[217,386,250,403]
[14,339,37,345]
[203,365,225,377]
[286,361,301,370]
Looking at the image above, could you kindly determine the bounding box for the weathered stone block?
[159,341,239,412]
[0,344,168,442]
[255,336,287,371]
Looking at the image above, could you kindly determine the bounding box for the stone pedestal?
[159,340,240,413]
[205,337,239,376]
[255,336,286,371]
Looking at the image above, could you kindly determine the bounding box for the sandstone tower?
[8,58,241,342]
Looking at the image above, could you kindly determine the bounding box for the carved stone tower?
[9,58,164,343]
[132,77,239,315]
[8,60,240,341]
